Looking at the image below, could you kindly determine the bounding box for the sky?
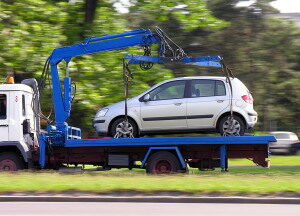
[238,0,300,13]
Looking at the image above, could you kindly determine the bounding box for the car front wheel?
[110,118,138,138]
[218,115,245,136]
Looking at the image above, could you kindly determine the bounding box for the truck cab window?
[22,95,26,116]
[0,94,7,119]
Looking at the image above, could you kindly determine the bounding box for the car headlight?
[96,108,108,117]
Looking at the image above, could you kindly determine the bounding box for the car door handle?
[216,100,224,103]
[174,103,182,106]
[0,124,8,127]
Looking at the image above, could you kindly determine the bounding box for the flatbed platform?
[38,136,276,173]
[61,136,276,147]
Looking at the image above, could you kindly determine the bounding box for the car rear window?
[274,134,290,139]
[272,133,298,140]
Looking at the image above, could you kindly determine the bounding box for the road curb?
[0,195,299,204]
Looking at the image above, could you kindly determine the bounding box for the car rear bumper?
[269,147,290,154]
[246,112,258,128]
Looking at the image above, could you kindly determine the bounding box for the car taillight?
[241,94,253,104]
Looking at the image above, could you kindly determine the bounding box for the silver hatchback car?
[93,76,257,137]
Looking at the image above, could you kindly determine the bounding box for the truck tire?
[110,118,138,138]
[218,115,245,136]
[0,152,25,171]
[146,151,181,174]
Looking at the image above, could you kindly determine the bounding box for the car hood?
[103,97,139,110]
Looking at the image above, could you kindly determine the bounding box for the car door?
[0,93,9,141]
[186,79,229,129]
[140,80,188,131]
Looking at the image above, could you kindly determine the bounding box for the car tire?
[0,152,25,171]
[110,118,139,138]
[291,148,300,156]
[146,151,182,174]
[218,115,245,136]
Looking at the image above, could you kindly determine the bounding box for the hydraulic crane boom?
[47,29,161,125]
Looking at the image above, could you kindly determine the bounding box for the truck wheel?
[218,115,245,136]
[0,152,25,171]
[146,151,181,174]
[110,118,138,138]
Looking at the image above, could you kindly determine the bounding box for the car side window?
[191,80,215,97]
[190,80,226,97]
[0,94,7,119]
[149,80,186,101]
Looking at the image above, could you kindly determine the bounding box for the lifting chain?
[139,45,153,70]
[114,59,134,138]
[221,61,239,136]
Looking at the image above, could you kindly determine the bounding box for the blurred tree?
[0,0,67,82]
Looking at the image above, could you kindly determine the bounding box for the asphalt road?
[0,202,299,216]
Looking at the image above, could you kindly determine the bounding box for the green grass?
[0,166,299,196]
[229,155,300,166]
[0,168,299,196]
[0,156,299,196]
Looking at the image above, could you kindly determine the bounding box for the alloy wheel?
[222,117,241,136]
[114,120,134,138]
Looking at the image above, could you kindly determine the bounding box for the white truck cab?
[0,78,39,169]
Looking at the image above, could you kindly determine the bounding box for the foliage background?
[0,0,299,137]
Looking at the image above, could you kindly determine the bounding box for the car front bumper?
[93,118,109,136]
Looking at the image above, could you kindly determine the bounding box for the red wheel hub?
[154,159,172,174]
[0,159,17,171]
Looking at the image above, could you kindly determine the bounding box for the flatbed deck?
[39,136,276,173]
[61,136,276,147]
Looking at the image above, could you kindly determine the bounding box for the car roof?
[166,76,229,81]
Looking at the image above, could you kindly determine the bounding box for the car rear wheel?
[0,152,25,171]
[110,118,138,138]
[218,115,245,136]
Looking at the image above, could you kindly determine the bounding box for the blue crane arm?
[47,29,161,125]
[49,29,160,65]
[123,55,223,67]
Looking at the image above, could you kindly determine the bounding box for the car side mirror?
[143,94,150,102]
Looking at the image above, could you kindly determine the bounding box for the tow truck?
[0,28,275,174]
